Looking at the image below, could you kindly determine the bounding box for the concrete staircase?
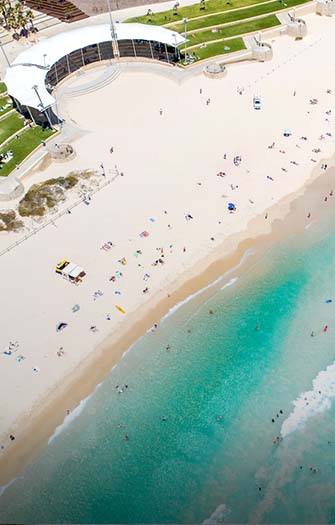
[25,0,88,23]
[63,65,121,97]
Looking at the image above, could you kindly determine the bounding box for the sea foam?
[281,360,335,438]
[48,381,102,445]
[162,249,254,322]
[0,477,17,498]
[203,503,231,524]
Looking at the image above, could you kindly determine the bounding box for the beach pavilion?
[4,23,185,126]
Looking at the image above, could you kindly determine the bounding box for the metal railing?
[0,169,120,258]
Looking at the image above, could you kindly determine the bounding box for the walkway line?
[0,170,120,258]
[164,0,281,27]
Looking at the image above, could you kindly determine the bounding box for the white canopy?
[68,266,85,279]
[4,23,185,110]
[61,262,84,279]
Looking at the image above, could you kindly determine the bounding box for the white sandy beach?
[1,11,335,483]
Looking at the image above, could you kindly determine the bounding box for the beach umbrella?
[283,129,292,137]
[56,322,68,332]
[228,202,235,211]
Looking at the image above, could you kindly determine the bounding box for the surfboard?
[115,305,126,314]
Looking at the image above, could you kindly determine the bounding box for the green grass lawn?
[170,0,309,32]
[0,112,25,145]
[0,82,7,95]
[126,0,309,27]
[183,36,245,60]
[125,0,274,25]
[185,14,280,47]
[0,96,13,117]
[0,126,56,177]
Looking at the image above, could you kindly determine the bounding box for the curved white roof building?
[4,23,185,119]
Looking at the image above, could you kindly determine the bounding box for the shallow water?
[2,207,335,523]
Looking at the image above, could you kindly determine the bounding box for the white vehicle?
[253,96,261,110]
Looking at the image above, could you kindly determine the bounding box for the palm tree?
[25,8,36,32]
[0,0,13,29]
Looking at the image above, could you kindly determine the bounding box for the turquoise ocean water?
[2,208,335,523]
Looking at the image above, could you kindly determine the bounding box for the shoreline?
[1,153,335,489]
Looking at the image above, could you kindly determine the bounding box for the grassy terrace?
[170,0,310,32]
[0,82,58,178]
[126,0,274,25]
[0,127,55,177]
[0,112,25,144]
[125,0,310,62]
[0,96,13,117]
[185,14,280,47]
[187,37,246,59]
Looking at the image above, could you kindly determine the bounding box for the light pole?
[32,84,53,129]
[107,0,119,58]
[173,33,179,60]
[183,18,188,64]
[43,53,47,68]
[32,84,43,107]
[0,39,10,67]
